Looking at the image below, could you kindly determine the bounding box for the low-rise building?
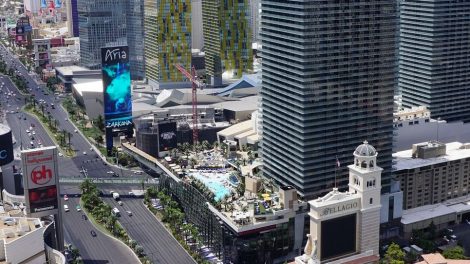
[417,252,468,264]
[32,38,51,68]
[393,141,470,210]
[0,191,65,264]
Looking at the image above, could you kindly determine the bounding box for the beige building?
[295,141,382,264]
[416,253,469,264]
[393,141,470,210]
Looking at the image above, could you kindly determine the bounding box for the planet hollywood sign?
[320,201,359,217]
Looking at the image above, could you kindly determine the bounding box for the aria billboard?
[101,46,132,129]
[21,146,60,217]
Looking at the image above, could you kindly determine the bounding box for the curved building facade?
[0,124,14,166]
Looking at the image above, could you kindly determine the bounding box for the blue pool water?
[190,172,232,201]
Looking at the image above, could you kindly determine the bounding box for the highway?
[62,197,140,264]
[0,45,142,262]
[0,43,138,179]
[1,43,196,264]
[104,197,196,264]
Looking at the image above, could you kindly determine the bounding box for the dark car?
[90,230,97,237]
[82,215,88,220]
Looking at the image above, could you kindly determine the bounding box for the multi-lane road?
[104,197,196,264]
[62,198,140,264]
[1,44,196,264]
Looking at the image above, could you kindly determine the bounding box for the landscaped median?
[23,103,75,157]
[79,179,151,264]
[144,187,210,264]
[61,98,139,167]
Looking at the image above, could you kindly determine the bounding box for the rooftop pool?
[189,170,238,201]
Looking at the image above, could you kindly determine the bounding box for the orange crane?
[175,64,204,144]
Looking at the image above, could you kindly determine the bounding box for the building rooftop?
[55,65,89,76]
[393,142,470,171]
[416,253,469,264]
[401,204,456,225]
[72,79,102,97]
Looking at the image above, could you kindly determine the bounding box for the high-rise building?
[191,0,203,50]
[202,0,253,86]
[143,0,158,85]
[78,0,127,69]
[66,0,79,37]
[143,0,191,85]
[399,0,470,122]
[126,0,145,80]
[260,0,397,198]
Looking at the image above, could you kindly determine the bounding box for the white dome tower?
[348,140,382,256]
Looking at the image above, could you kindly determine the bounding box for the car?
[64,195,69,201]
[32,131,35,135]
[58,152,63,157]
[466,219,470,225]
[25,129,29,133]
[83,151,87,155]
[74,129,78,133]
[65,118,68,121]
[447,228,453,233]
[82,215,88,220]
[90,230,97,237]
[118,201,123,206]
[90,147,93,151]
[450,234,457,240]
[23,117,26,120]
[126,211,132,216]
[112,173,120,177]
[76,205,81,212]
[64,205,69,212]
[107,171,115,174]
[134,170,143,175]
[128,192,135,196]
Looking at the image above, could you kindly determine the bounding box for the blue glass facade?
[260,0,397,198]
[399,0,470,122]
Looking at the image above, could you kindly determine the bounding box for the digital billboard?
[158,121,177,152]
[321,213,357,260]
[21,146,60,217]
[101,46,132,129]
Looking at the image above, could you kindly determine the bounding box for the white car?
[58,152,63,157]
[107,171,115,174]
[32,131,35,135]
[83,152,87,155]
[134,171,143,175]
[74,129,78,133]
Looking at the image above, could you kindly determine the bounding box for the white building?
[295,141,382,264]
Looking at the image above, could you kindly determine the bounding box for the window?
[369,198,373,204]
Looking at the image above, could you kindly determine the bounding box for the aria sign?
[320,201,359,217]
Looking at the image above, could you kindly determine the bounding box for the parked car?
[90,230,97,237]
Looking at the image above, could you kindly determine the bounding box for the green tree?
[384,243,405,264]
[443,246,466,260]
[94,115,105,131]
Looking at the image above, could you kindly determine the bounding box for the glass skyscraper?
[78,0,145,79]
[399,0,470,122]
[144,0,191,84]
[260,0,397,198]
[126,0,145,80]
[78,0,127,69]
[202,0,253,86]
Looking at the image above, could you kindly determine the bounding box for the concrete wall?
[5,226,45,263]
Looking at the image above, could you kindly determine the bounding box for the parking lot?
[451,222,470,255]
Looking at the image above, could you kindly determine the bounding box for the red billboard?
[21,146,60,217]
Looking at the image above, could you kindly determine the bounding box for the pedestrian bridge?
[59,177,158,185]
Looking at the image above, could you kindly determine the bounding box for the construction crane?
[175,64,204,144]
